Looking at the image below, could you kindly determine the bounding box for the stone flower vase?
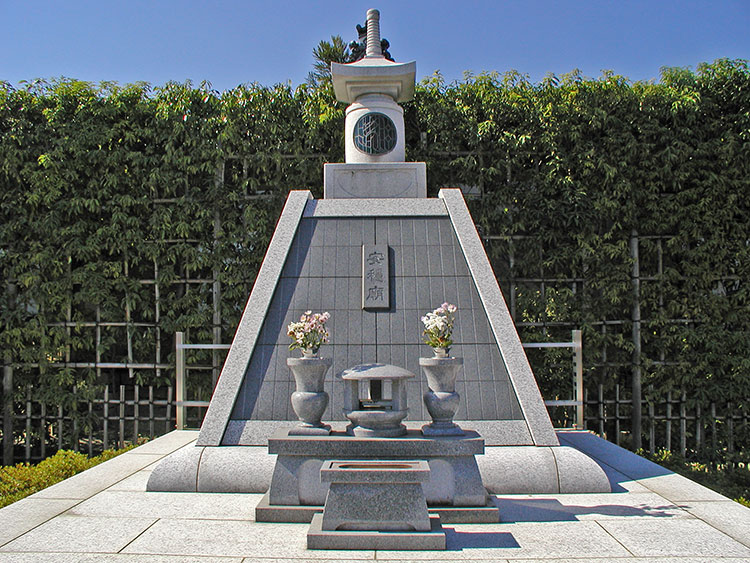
[419,355,464,436]
[287,356,332,435]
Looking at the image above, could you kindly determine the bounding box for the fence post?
[680,390,687,456]
[3,281,16,466]
[2,358,12,466]
[119,384,125,449]
[630,230,642,450]
[25,386,32,462]
[572,330,583,429]
[176,331,185,430]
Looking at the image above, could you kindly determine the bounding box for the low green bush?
[640,449,750,507]
[0,445,137,509]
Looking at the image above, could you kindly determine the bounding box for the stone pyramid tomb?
[148,9,610,498]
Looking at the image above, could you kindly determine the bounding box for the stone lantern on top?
[325,9,426,198]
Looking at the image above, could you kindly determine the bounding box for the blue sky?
[2,1,748,91]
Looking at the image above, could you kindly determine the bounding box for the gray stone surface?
[0,497,79,545]
[3,430,750,561]
[123,430,198,455]
[597,519,750,557]
[0,515,157,553]
[324,163,427,198]
[196,446,274,493]
[440,188,558,447]
[229,211,527,428]
[146,443,203,492]
[478,446,559,494]
[0,555,246,563]
[67,490,258,520]
[105,468,154,492]
[269,428,485,457]
[196,190,312,446]
[222,419,300,445]
[551,445,611,493]
[331,57,416,104]
[265,429,487,508]
[678,500,750,546]
[256,491,500,525]
[122,517,374,559]
[147,443,275,493]
[32,451,164,500]
[463,420,535,446]
[495,492,691,523]
[305,197,447,218]
[376,520,631,559]
[308,513,445,551]
[478,445,610,494]
[320,460,431,532]
[557,430,727,501]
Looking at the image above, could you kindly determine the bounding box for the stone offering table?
[320,460,431,531]
[308,459,446,550]
[256,427,499,524]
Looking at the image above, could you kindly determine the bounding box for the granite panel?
[228,210,528,424]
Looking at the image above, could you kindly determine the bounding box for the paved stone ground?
[1,429,749,562]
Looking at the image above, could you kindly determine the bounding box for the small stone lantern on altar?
[341,363,415,437]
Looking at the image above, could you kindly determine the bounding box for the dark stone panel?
[271,380,291,420]
[478,381,499,419]
[413,219,428,246]
[406,380,425,421]
[230,216,526,422]
[465,380,483,419]
[414,244,429,274]
[307,218,324,247]
[425,218,440,245]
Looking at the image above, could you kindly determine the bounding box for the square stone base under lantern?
[324,162,426,198]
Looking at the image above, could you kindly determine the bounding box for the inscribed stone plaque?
[362,244,390,310]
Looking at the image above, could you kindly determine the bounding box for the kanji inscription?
[362,244,390,310]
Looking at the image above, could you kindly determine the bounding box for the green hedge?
[1,59,748,448]
[0,446,135,508]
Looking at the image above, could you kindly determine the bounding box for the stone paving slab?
[0,514,158,553]
[122,518,376,560]
[0,555,244,563]
[68,490,260,520]
[0,497,80,545]
[495,492,692,522]
[637,472,729,503]
[377,559,750,563]
[675,500,750,547]
[597,518,750,558]
[2,430,750,561]
[509,559,750,563]
[107,468,155,492]
[377,520,631,559]
[558,431,730,502]
[30,452,165,500]
[124,430,198,455]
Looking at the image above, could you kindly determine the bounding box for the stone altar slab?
[262,428,488,511]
